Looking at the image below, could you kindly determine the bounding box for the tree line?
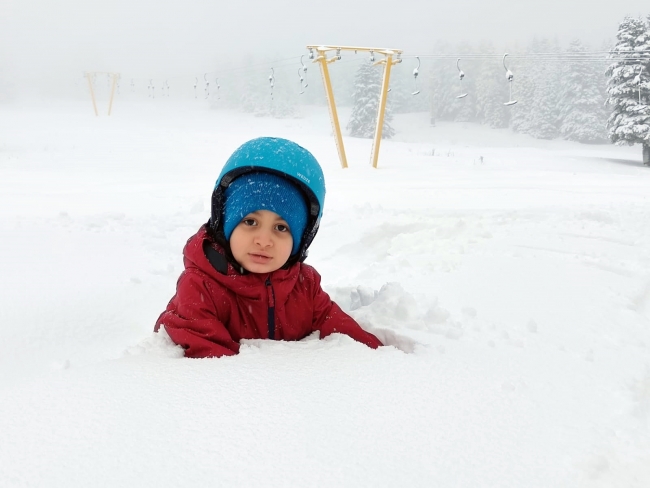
[347,15,650,163]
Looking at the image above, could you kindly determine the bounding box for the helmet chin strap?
[205,224,248,275]
[203,239,230,275]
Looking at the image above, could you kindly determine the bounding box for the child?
[155,137,383,357]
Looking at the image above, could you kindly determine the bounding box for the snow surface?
[1,99,650,487]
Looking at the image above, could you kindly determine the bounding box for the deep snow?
[1,98,649,487]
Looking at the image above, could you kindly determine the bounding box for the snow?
[1,99,650,487]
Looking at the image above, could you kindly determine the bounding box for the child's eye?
[242,218,257,226]
[275,224,289,232]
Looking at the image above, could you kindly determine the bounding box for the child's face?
[229,210,294,273]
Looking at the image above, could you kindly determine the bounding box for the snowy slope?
[1,100,649,487]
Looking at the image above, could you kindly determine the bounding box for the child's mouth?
[249,253,272,263]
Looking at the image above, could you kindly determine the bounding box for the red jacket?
[155,226,383,357]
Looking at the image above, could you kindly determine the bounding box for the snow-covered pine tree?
[509,46,536,134]
[428,41,458,123]
[606,16,650,164]
[474,42,509,129]
[527,38,562,139]
[386,66,410,114]
[390,58,431,114]
[558,39,608,143]
[347,60,395,139]
[239,61,270,115]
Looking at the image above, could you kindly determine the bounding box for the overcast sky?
[1,0,648,97]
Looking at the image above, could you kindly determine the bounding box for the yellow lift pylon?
[306,45,403,169]
[85,72,120,116]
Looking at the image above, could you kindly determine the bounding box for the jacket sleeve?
[155,271,240,358]
[310,270,383,349]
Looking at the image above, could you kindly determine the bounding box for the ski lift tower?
[306,45,403,169]
[84,71,120,116]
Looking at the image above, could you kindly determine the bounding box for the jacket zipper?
[265,277,276,340]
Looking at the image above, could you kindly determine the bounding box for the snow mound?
[122,329,184,358]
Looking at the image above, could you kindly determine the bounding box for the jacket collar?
[183,225,299,301]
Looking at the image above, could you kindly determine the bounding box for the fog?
[1,0,648,99]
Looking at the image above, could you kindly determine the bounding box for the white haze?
[1,0,648,99]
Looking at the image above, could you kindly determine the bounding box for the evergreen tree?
[386,66,410,114]
[347,60,395,139]
[429,41,458,123]
[390,57,431,114]
[606,16,650,164]
[558,39,608,143]
[475,42,510,129]
[509,47,536,134]
[527,38,562,139]
[239,61,271,115]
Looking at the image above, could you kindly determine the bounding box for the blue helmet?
[210,137,326,263]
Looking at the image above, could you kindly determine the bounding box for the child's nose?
[253,229,273,247]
